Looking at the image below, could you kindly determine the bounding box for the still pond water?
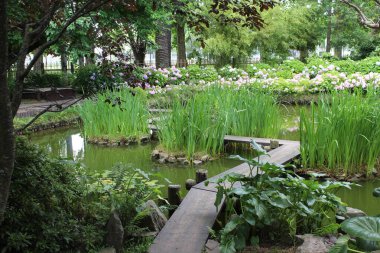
[29,126,380,216]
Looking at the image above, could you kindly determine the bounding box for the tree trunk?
[0,0,15,225]
[155,25,171,68]
[334,46,343,59]
[300,49,308,62]
[33,48,44,74]
[176,22,187,67]
[78,56,85,67]
[60,46,68,86]
[132,45,146,67]
[326,3,333,53]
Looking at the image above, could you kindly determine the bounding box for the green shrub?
[0,139,163,253]
[246,63,272,77]
[24,72,66,88]
[0,138,105,252]
[72,64,103,95]
[280,59,305,74]
[186,65,218,82]
[333,59,358,74]
[356,57,380,74]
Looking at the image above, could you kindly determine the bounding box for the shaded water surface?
[29,126,380,215]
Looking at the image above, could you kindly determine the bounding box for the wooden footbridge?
[149,135,300,253]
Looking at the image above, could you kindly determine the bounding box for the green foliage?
[72,64,103,95]
[77,88,149,141]
[186,65,219,82]
[0,138,162,252]
[300,92,380,175]
[0,138,104,252]
[210,141,350,253]
[157,86,281,159]
[330,217,380,253]
[279,60,306,74]
[24,72,67,88]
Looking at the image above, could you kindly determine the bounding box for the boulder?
[345,207,366,218]
[205,239,220,253]
[168,156,177,163]
[151,150,160,159]
[139,200,167,232]
[296,234,331,253]
[106,212,124,253]
[140,135,150,143]
[201,155,210,162]
[158,158,166,164]
[159,152,169,160]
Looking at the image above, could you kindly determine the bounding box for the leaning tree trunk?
[176,22,187,67]
[155,25,171,68]
[0,0,15,225]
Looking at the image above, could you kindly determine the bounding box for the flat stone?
[263,145,271,151]
[151,150,160,159]
[168,156,177,163]
[205,239,220,253]
[296,234,330,253]
[158,158,166,164]
[159,152,169,160]
[140,135,150,143]
[345,207,366,218]
[177,157,187,163]
[201,155,210,162]
[193,160,202,166]
[99,247,116,253]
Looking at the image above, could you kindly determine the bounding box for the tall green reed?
[77,88,149,140]
[300,91,380,175]
[158,85,281,159]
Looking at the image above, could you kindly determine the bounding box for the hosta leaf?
[341,216,380,242]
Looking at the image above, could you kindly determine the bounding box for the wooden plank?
[149,188,222,253]
[224,135,299,146]
[194,143,300,192]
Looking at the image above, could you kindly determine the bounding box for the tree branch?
[340,0,380,29]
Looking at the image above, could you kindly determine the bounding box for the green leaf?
[250,235,259,246]
[328,235,349,253]
[341,217,380,242]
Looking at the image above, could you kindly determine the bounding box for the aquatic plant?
[77,88,150,141]
[300,91,380,175]
[209,141,350,252]
[157,86,281,159]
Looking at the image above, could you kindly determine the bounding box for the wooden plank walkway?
[149,138,300,253]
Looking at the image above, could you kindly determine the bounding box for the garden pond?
[29,126,380,216]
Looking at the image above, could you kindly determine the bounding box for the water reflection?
[29,128,243,195]
[29,127,380,214]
